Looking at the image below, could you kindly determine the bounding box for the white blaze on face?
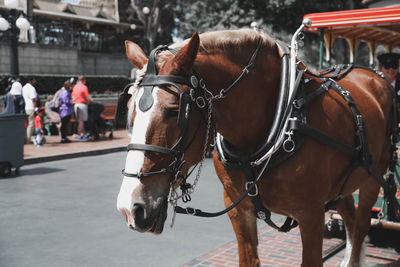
[117,86,160,214]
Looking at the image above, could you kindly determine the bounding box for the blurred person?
[33,107,45,147]
[2,79,25,114]
[70,77,77,87]
[72,75,91,141]
[44,95,61,136]
[378,53,400,122]
[378,53,400,94]
[58,80,74,143]
[22,77,38,143]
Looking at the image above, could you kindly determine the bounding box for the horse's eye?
[165,108,179,119]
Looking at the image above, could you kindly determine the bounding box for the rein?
[119,34,300,231]
[119,25,400,233]
[120,36,265,217]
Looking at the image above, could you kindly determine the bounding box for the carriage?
[302,5,400,256]
[116,5,400,266]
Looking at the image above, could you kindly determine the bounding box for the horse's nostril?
[133,203,146,220]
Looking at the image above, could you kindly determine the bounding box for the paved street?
[0,153,240,267]
[1,145,399,267]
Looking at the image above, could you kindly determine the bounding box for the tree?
[176,0,364,68]
[126,0,365,67]
[237,0,362,34]
[130,0,178,52]
[176,0,256,39]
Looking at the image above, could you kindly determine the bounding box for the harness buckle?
[182,193,191,203]
[196,97,206,108]
[175,170,183,181]
[257,211,267,220]
[185,104,190,119]
[341,90,350,96]
[199,78,206,90]
[190,88,196,101]
[186,207,196,215]
[293,99,305,109]
[190,75,199,88]
[245,181,258,197]
[356,115,364,128]
[215,89,226,99]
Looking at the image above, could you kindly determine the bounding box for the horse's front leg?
[296,206,325,267]
[225,190,259,267]
[213,156,259,267]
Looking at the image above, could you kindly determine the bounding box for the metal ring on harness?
[190,75,199,88]
[283,137,295,153]
[196,97,206,108]
[186,207,196,215]
[257,211,267,220]
[245,181,258,197]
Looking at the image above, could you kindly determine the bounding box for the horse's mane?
[157,29,276,64]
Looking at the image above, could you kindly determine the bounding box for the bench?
[70,105,116,123]
[102,105,117,121]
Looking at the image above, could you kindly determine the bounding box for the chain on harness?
[119,36,265,227]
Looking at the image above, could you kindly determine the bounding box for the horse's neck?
[197,50,281,153]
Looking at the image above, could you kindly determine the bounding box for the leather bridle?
[120,37,263,184]
[120,45,208,187]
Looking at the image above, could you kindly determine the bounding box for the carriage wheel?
[0,162,12,177]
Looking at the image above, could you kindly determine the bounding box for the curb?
[24,146,126,165]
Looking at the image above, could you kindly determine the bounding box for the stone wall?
[0,42,132,76]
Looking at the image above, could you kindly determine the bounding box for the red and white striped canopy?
[303,6,400,47]
[304,6,400,28]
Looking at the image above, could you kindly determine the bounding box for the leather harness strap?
[216,63,398,231]
[119,36,399,231]
[291,76,390,196]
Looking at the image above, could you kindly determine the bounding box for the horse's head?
[117,33,209,234]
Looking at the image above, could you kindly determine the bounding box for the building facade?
[0,0,142,93]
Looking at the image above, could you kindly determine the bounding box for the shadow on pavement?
[19,167,65,176]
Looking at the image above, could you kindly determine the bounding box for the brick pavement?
[182,224,400,267]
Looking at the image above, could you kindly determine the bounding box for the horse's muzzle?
[119,199,168,234]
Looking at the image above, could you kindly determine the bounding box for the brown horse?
[116,29,395,267]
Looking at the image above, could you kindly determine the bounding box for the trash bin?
[0,113,27,177]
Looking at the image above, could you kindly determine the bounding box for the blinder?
[178,92,191,130]
[138,84,155,112]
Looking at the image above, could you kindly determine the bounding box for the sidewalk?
[24,129,130,164]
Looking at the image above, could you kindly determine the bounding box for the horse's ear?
[125,40,148,69]
[168,32,200,76]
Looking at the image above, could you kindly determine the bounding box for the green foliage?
[174,0,365,69]
[237,0,362,33]
[128,0,363,52]
[177,0,256,38]
[176,0,363,37]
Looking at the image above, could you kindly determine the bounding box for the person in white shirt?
[22,77,38,143]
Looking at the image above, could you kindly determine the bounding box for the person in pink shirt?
[72,75,91,141]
